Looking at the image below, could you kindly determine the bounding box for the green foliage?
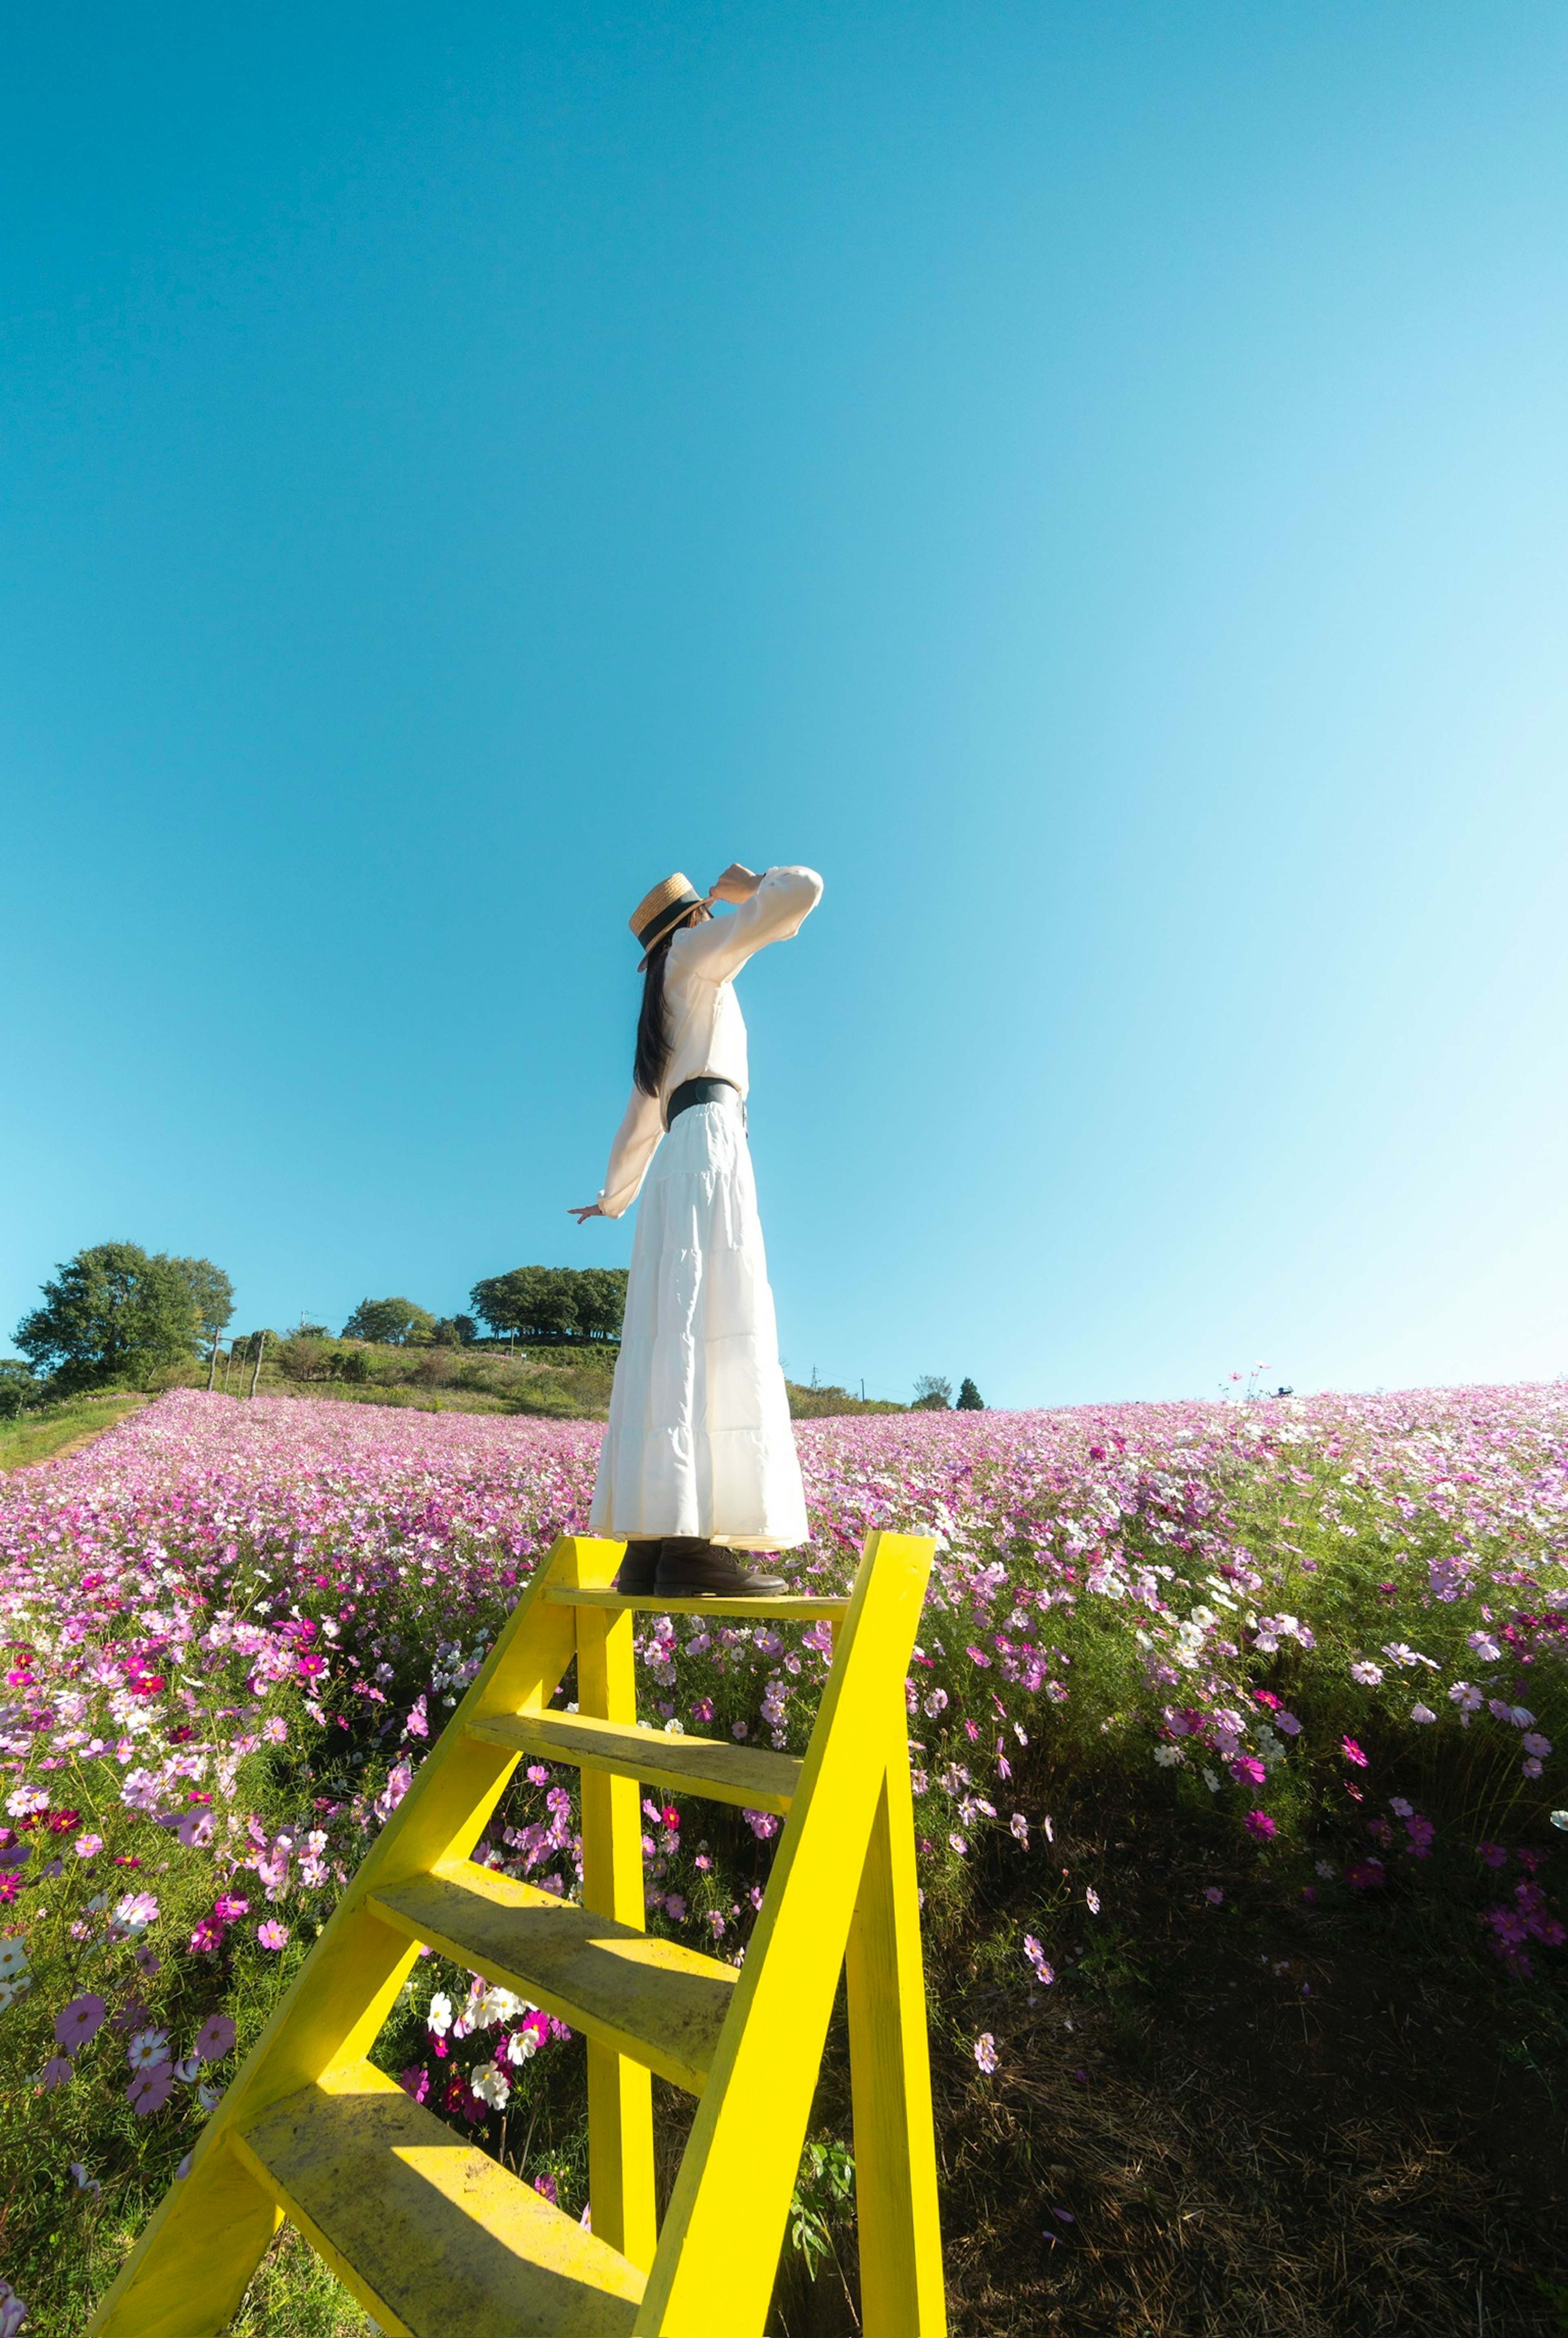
[428,1316,477,1347]
[956,1377,984,1411]
[0,1358,40,1418]
[788,2137,855,2278]
[167,1257,234,1346]
[267,1334,618,1419]
[339,1297,437,1346]
[13,1243,213,1393]
[912,1374,952,1410]
[469,1265,628,1345]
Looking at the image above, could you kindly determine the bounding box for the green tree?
[0,1360,39,1418]
[956,1377,984,1411]
[472,1263,626,1356]
[169,1256,234,1349]
[470,1266,629,1345]
[911,1374,952,1411]
[575,1268,630,1343]
[340,1297,437,1345]
[14,1242,205,1393]
[428,1314,481,1348]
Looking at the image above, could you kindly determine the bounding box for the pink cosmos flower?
[1229,1757,1266,1787]
[126,2063,174,2115]
[127,2028,170,2072]
[1009,1812,1029,1845]
[1243,1810,1277,1841]
[213,1895,249,1923]
[973,2033,999,2075]
[257,1920,290,1951]
[74,1834,104,1859]
[194,2013,236,2062]
[113,1891,159,1931]
[1022,1934,1054,1985]
[56,1993,107,2051]
[1085,1886,1100,1915]
[1203,1886,1224,1906]
[40,2055,74,2089]
[1341,1738,1368,1768]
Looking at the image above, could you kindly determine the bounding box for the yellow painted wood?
[85,1537,612,2338]
[846,1764,948,2336]
[468,1709,801,1815]
[632,1531,937,2337]
[233,2059,644,2338]
[547,1589,850,1621]
[571,1546,659,2270]
[370,1863,735,2093]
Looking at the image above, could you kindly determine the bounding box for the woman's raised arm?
[674,865,822,983]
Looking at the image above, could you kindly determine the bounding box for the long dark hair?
[634,915,695,1097]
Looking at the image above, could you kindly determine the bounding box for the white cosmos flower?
[471,2063,510,2110]
[127,2028,170,2071]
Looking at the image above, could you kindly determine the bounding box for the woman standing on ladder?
[570,861,822,1598]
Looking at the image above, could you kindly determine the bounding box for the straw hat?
[629,872,711,966]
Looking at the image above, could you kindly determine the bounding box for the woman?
[570,861,822,1597]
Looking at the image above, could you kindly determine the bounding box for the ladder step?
[547,1588,849,1621]
[370,1860,736,2093]
[234,2060,643,2338]
[468,1709,802,1815]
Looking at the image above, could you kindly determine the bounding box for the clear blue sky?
[5,4,1567,1408]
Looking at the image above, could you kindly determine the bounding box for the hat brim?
[636,897,713,969]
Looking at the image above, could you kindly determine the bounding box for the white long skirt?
[588,1096,808,1550]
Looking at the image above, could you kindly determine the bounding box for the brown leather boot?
[654,1539,788,1597]
[612,1540,663,1594]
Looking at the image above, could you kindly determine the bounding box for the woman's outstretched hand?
[708,861,763,904]
[568,1204,604,1225]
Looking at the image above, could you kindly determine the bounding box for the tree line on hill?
[4,1242,984,1413]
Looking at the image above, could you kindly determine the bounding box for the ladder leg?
[575,1575,658,2270]
[846,1759,948,2338]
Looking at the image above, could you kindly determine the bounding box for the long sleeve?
[671,866,823,984]
[597,1084,664,1218]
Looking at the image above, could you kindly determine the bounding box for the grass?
[227,2231,374,2337]
[163,1338,909,1421]
[0,1396,143,1473]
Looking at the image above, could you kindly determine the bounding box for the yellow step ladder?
[87,1530,947,2338]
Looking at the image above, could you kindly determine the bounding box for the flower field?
[1,1383,1565,2334]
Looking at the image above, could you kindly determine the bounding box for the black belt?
[666,1075,745,1129]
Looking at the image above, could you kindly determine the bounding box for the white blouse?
[596,866,823,1218]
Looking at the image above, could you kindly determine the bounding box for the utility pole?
[207,1334,220,1392]
[248,1330,267,1399]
